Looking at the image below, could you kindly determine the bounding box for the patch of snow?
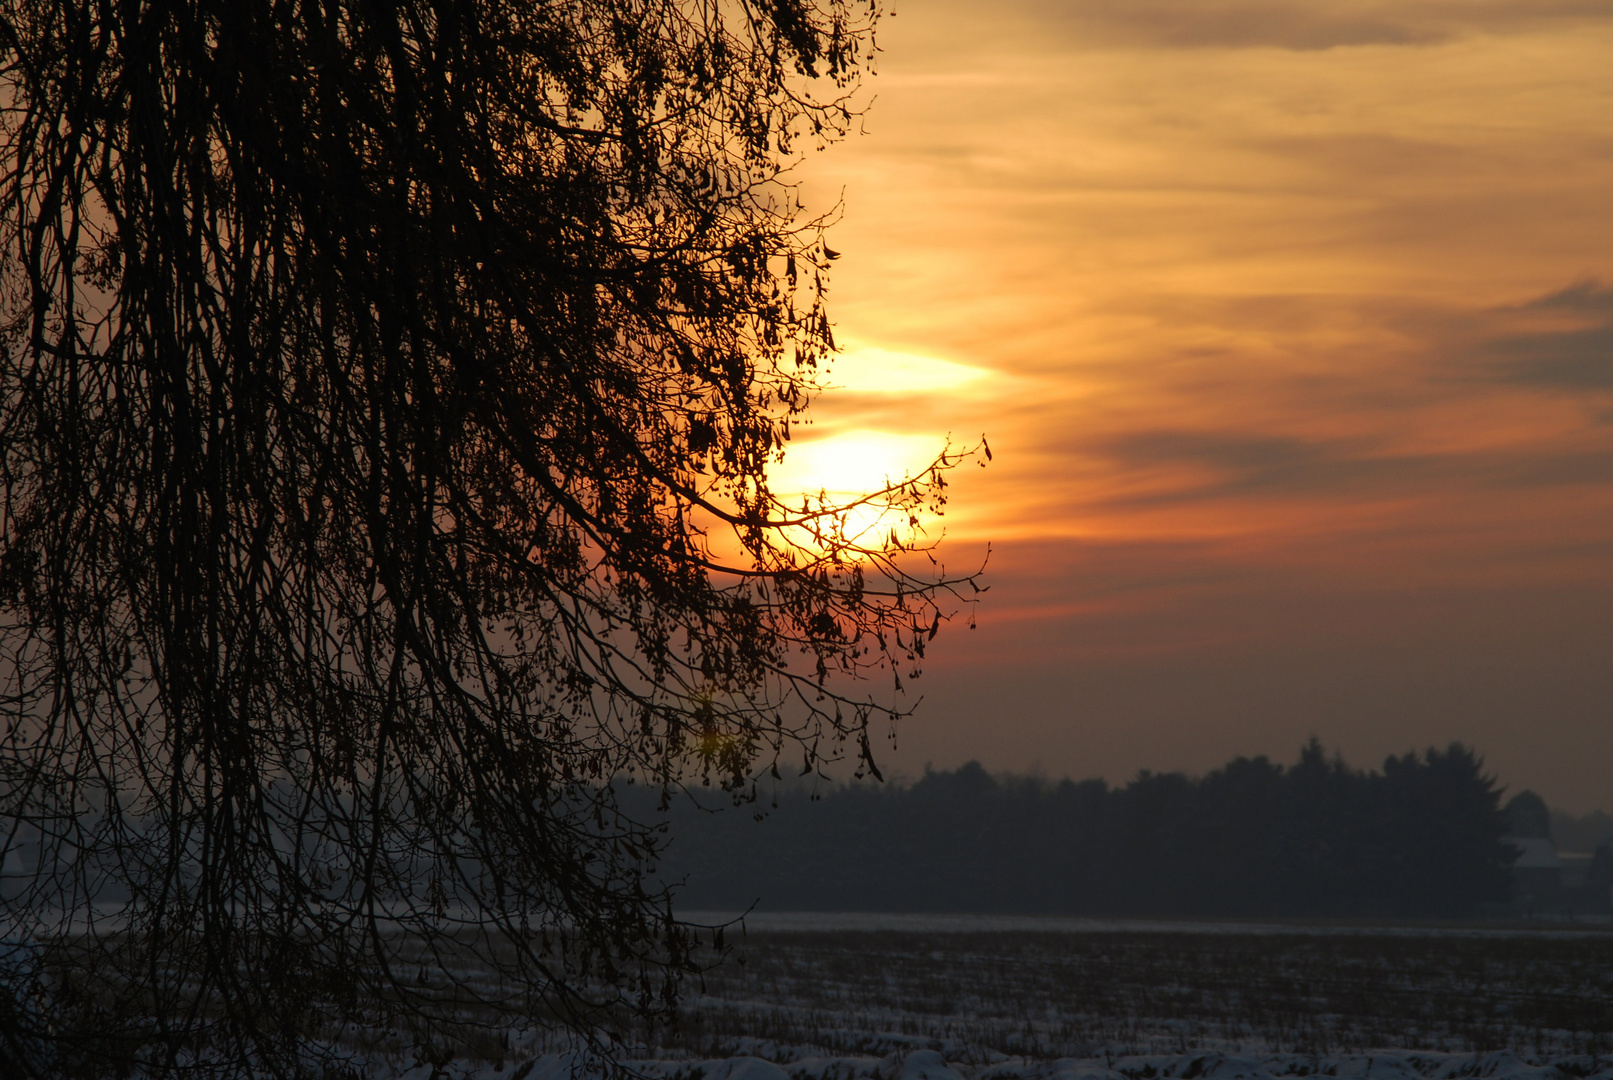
[903,1050,969,1080]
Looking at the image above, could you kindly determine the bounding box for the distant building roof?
[1508,837,1561,869]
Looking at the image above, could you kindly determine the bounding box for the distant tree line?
[654,741,1515,919]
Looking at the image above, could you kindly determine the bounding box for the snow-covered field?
[395,1043,1613,1080]
[385,916,1613,1080]
[475,1047,1613,1080]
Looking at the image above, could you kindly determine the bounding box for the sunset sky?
[780,0,1613,812]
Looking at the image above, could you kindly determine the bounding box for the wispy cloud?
[937,0,1613,52]
[1478,282,1613,390]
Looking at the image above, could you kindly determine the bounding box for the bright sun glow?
[769,429,942,500]
[824,344,990,395]
[767,429,947,553]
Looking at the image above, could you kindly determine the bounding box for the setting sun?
[762,428,952,553]
[767,428,942,502]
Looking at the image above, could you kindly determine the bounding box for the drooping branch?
[0,1,983,1076]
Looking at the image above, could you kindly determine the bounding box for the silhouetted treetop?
[1505,791,1552,839]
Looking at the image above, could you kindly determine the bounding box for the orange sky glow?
[778,0,1613,811]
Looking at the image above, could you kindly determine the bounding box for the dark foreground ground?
[652,921,1613,1063]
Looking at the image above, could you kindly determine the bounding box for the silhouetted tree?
[1374,745,1511,918]
[1175,754,1285,915]
[1504,790,1552,838]
[1279,739,1367,915]
[0,0,977,1075]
